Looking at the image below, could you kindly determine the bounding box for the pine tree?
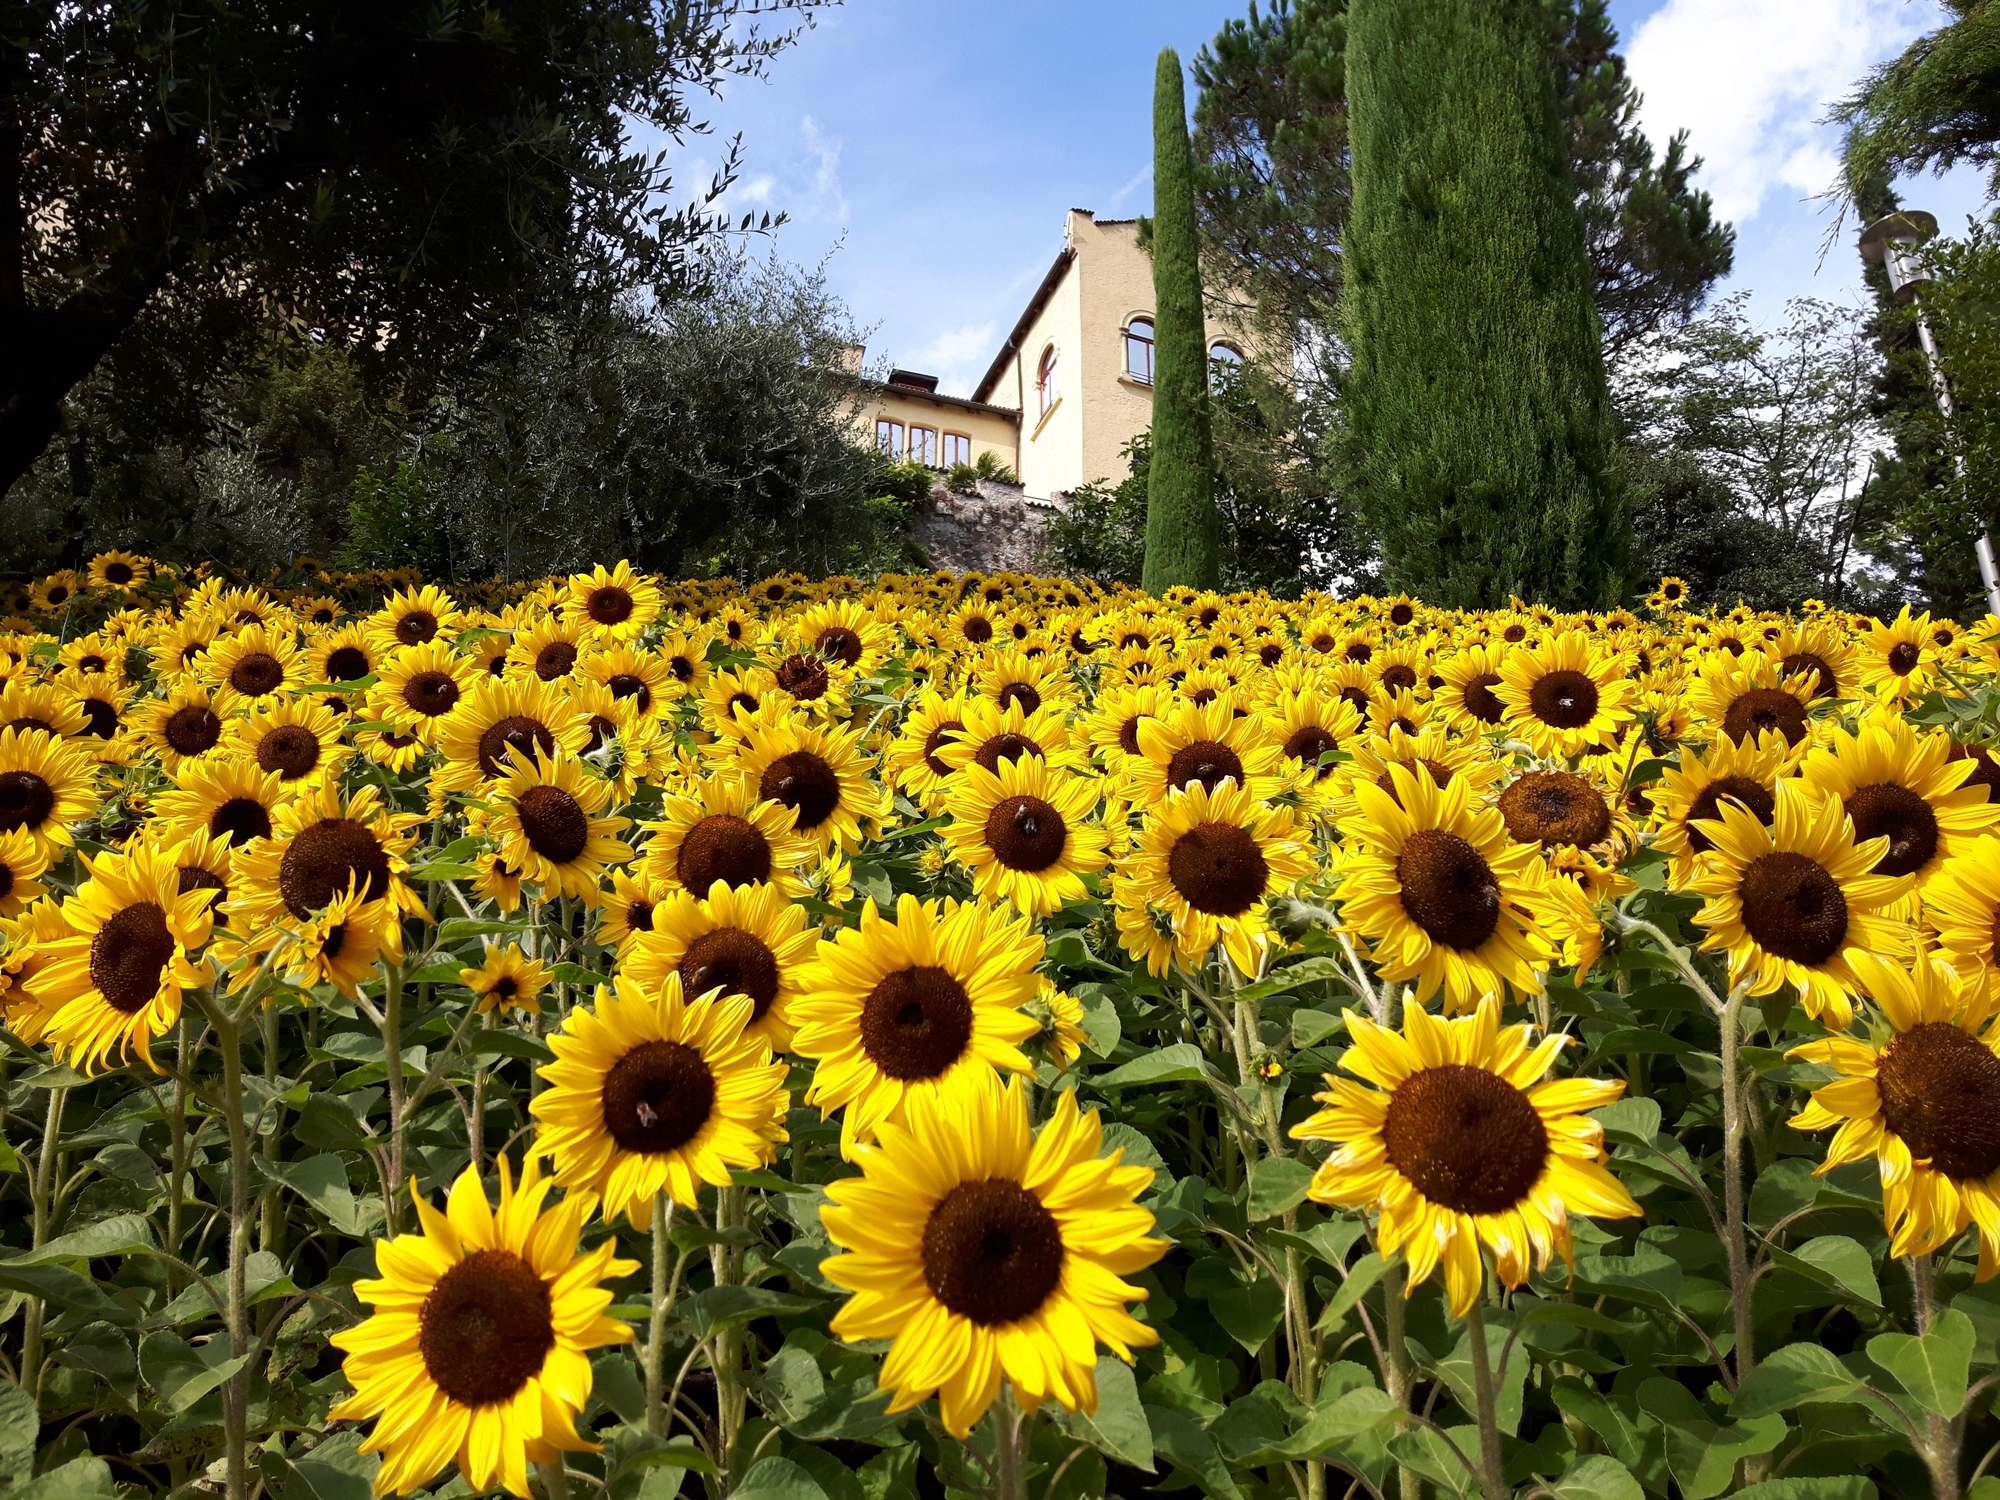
[1343,0,1627,609]
[1142,48,1222,594]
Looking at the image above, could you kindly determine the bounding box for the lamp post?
[1860,209,2000,616]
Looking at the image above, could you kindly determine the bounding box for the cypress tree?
[1344,0,1626,609]
[1143,47,1222,594]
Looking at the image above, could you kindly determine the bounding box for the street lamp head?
[1860,210,1941,303]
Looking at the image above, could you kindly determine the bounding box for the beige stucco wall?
[1014,231,1086,503]
[852,388,1020,473]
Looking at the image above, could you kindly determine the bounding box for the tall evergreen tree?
[1344,0,1626,608]
[1143,48,1222,594]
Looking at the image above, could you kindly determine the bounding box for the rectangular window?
[875,418,905,459]
[909,426,938,467]
[942,432,973,467]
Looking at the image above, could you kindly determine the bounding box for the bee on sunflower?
[1121,694,1284,808]
[1687,651,1817,748]
[363,582,464,653]
[717,711,888,854]
[641,773,816,899]
[372,641,479,745]
[939,755,1108,916]
[224,696,350,792]
[623,878,820,1051]
[791,892,1043,1151]
[563,560,662,642]
[1494,629,1636,760]
[1292,996,1641,1315]
[530,972,790,1222]
[327,1156,637,1498]
[819,1069,1165,1438]
[1858,605,1938,706]
[198,622,301,711]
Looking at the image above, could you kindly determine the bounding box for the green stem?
[20,1085,67,1400]
[712,1185,747,1486]
[535,1457,568,1500]
[644,1194,677,1436]
[990,1388,1028,1500]
[1719,984,1755,1385]
[1380,1259,1421,1500]
[382,960,406,1225]
[1463,1298,1509,1500]
[1913,1257,1962,1500]
[215,1000,253,1500]
[166,1019,191,1285]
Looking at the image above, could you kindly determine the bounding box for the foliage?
[1836,0,2000,199]
[1189,0,1734,367]
[1342,0,1626,611]
[1,0,831,499]
[1143,49,1223,595]
[945,451,1023,495]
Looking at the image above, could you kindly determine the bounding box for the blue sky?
[675,0,1992,397]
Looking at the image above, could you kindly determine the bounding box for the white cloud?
[799,115,849,221]
[905,321,998,397]
[1106,162,1152,212]
[1625,0,1943,224]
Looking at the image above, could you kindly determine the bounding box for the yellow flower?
[485,751,631,904]
[199,622,301,711]
[623,878,819,1051]
[641,772,816,899]
[1494,630,1635,758]
[224,695,350,792]
[1923,836,2000,1001]
[1123,695,1284,809]
[460,945,552,1017]
[363,583,464,655]
[940,755,1108,916]
[372,640,479,745]
[1798,710,2000,892]
[433,676,589,798]
[820,1070,1164,1437]
[1646,731,1794,888]
[0,826,51,918]
[129,680,228,773]
[1292,996,1640,1316]
[0,726,100,858]
[716,711,888,854]
[563,560,662,642]
[328,1156,637,1497]
[1857,605,1937,706]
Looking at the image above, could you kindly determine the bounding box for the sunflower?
[1269,686,1366,800]
[719,711,888,854]
[363,583,465,655]
[224,696,350,792]
[460,945,552,1017]
[1798,711,1999,892]
[563,560,662,642]
[1291,996,1641,1316]
[373,641,479,745]
[530,972,789,1223]
[470,848,526,914]
[1768,618,1856,703]
[1494,630,1635,759]
[1858,605,1937,706]
[229,781,425,954]
[1122,696,1284,809]
[0,726,100,858]
[0,826,50,917]
[820,1069,1164,1438]
[167,827,236,934]
[32,839,215,1073]
[506,613,593,685]
[304,624,381,689]
[0,678,87,739]
[884,689,972,811]
[654,628,714,701]
[328,1155,637,1498]
[1335,763,1552,1013]
[433,677,588,798]
[698,664,780,742]
[623,878,819,1051]
[1687,652,1817,748]
[129,681,228,773]
[1031,978,1089,1068]
[156,757,291,849]
[87,550,151,592]
[1646,576,1690,613]
[641,773,816,899]
[355,723,428,772]
[1646,732,1795,886]
[1922,837,2000,1000]
[1117,778,1314,977]
[1686,778,1914,1028]
[940,756,1108,916]
[1083,682,1173,771]
[971,645,1074,718]
[595,867,672,954]
[485,752,631,904]
[790,597,893,678]
[58,669,131,750]
[1788,951,2000,1275]
[577,645,673,721]
[1495,767,1630,855]
[271,881,396,998]
[1433,644,1513,734]
[791,892,1042,1151]
[200,622,302,711]
[1541,844,1636,979]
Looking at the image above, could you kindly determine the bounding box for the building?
[850,208,1256,503]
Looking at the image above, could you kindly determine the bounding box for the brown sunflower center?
[679,927,781,1019]
[476,715,555,778]
[4,717,54,737]
[256,725,321,780]
[776,654,831,700]
[1738,851,1847,965]
[1383,1064,1550,1215]
[626,899,654,932]
[1380,664,1418,694]
[403,671,461,718]
[1723,688,1808,747]
[1888,641,1921,676]
[1258,642,1284,667]
[760,750,841,831]
[974,732,1041,772]
[89,901,175,1015]
[1687,776,1776,853]
[1394,829,1501,951]
[164,704,223,757]
[177,866,228,925]
[79,699,118,738]
[324,646,371,681]
[984,794,1067,872]
[998,681,1042,717]
[587,586,635,625]
[1374,760,1455,808]
[920,1178,1064,1326]
[1167,740,1245,794]
[209,795,272,846]
[1950,743,2000,804]
[1527,669,1599,729]
[1876,1022,2000,1181]
[602,1039,717,1153]
[1166,821,1270,917]
[922,720,964,778]
[1780,652,1836,699]
[103,561,134,585]
[1389,602,1416,626]
[1345,641,1373,663]
[534,641,578,681]
[816,626,864,667]
[0,770,55,833]
[395,610,439,646]
[418,1250,555,1408]
[608,674,652,711]
[963,616,995,645]
[677,814,773,890]
[517,785,590,864]
[1498,771,1611,850]
[1283,725,1339,779]
[1845,783,1940,878]
[279,818,391,918]
[1462,674,1507,725]
[229,652,284,696]
[859,966,974,1080]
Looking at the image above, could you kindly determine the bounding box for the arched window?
[1125,318,1155,383]
[1037,345,1059,419]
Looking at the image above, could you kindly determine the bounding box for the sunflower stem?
[990,1387,1029,1500]
[1380,1258,1421,1500]
[382,958,407,1224]
[535,1457,569,1500]
[644,1194,677,1437]
[1462,1297,1509,1500]
[1911,1256,1963,1500]
[1719,982,1756,1385]
[166,1018,192,1287]
[712,1184,747,1487]
[19,1083,67,1401]
[213,995,254,1500]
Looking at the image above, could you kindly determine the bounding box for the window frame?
[908,425,938,468]
[1125,318,1156,384]
[1037,344,1059,420]
[941,431,973,468]
[875,418,905,459]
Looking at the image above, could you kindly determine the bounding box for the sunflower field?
[2,555,2000,1500]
